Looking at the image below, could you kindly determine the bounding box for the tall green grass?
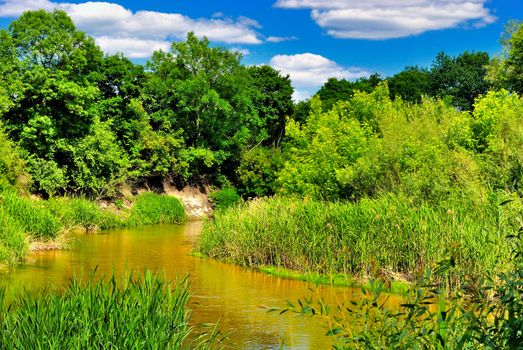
[0,272,217,349]
[46,197,125,232]
[196,195,517,285]
[0,189,61,239]
[279,225,523,349]
[129,193,186,226]
[0,207,27,266]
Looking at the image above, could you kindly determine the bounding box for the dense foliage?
[279,86,522,203]
[0,10,294,197]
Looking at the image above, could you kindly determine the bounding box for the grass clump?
[209,188,241,210]
[0,189,61,239]
[196,195,515,286]
[0,271,216,349]
[0,207,27,266]
[46,197,125,232]
[129,193,185,226]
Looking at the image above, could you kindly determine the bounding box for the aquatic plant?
[196,195,518,287]
[0,271,218,349]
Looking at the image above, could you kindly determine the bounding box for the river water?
[1,222,402,349]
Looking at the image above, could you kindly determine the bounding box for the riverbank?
[195,195,521,288]
[0,188,186,267]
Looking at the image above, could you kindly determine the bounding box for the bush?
[0,124,29,192]
[277,88,522,206]
[128,193,185,226]
[236,147,283,197]
[208,188,241,210]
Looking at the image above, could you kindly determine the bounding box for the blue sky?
[0,0,521,99]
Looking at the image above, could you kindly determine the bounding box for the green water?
[0,222,401,349]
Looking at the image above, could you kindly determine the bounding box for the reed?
[196,195,517,285]
[0,271,217,349]
[0,189,61,239]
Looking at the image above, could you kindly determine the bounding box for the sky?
[0,0,522,100]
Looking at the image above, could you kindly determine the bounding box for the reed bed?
[196,195,516,284]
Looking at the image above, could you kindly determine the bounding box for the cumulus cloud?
[269,53,369,100]
[0,0,264,58]
[95,37,171,59]
[274,0,496,39]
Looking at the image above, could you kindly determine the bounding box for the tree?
[315,74,382,111]
[246,65,293,147]
[388,66,431,103]
[490,21,523,94]
[0,30,21,117]
[504,22,523,93]
[430,51,491,110]
[9,10,102,75]
[143,33,262,182]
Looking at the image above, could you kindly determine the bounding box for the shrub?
[236,147,283,197]
[128,193,185,226]
[208,188,241,210]
[0,124,29,192]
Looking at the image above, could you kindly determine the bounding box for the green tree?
[246,65,293,147]
[315,74,382,111]
[0,123,29,191]
[69,118,129,197]
[489,21,523,94]
[236,146,284,197]
[143,33,260,182]
[387,66,431,103]
[430,51,491,110]
[9,10,102,74]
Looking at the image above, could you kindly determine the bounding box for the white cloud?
[95,37,171,59]
[266,36,298,43]
[0,0,55,16]
[274,0,496,39]
[269,53,369,100]
[0,0,264,58]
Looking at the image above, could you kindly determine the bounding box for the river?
[1,222,402,349]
